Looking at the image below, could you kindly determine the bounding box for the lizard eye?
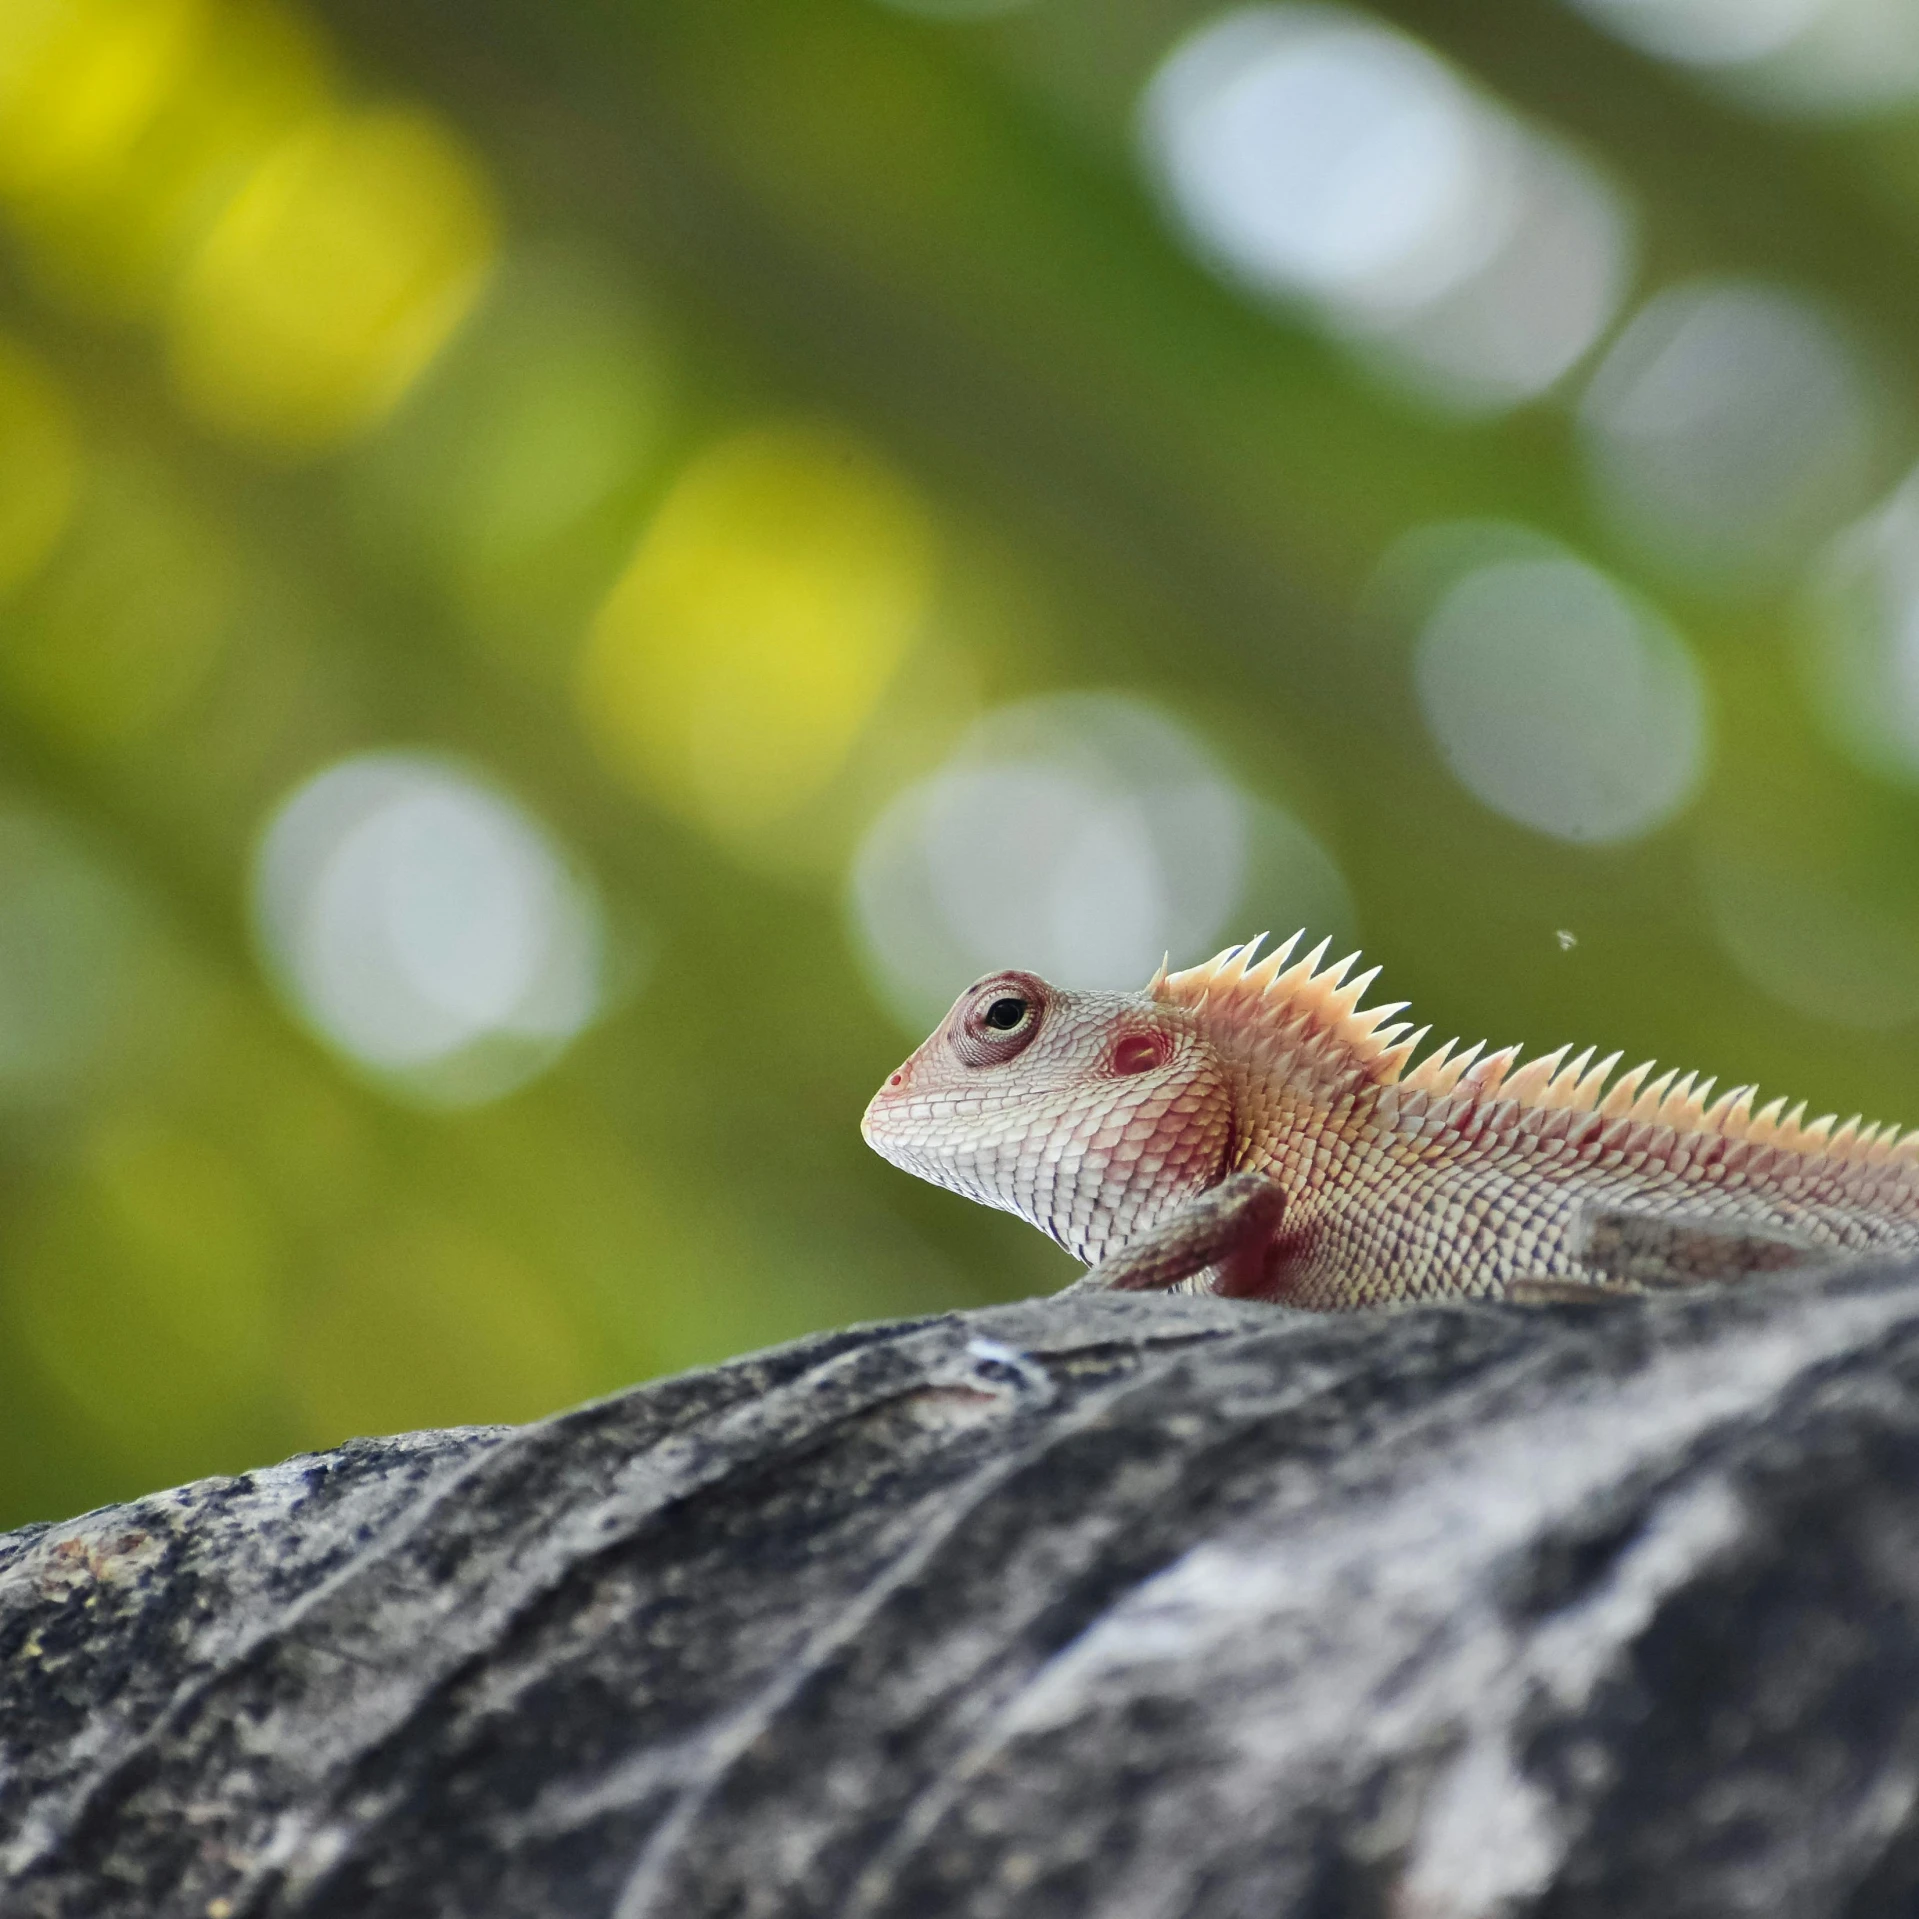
[952,972,1047,1066]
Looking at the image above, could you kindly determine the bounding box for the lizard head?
[861,968,1234,1263]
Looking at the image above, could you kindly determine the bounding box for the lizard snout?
[859,1056,919,1158]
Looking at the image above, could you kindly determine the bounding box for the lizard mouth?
[859,1083,902,1154]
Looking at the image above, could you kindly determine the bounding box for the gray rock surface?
[6,1264,1919,1917]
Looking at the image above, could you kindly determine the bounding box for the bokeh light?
[1410,540,1708,842]
[252,753,605,1106]
[1567,0,1919,117]
[1572,0,1826,64]
[166,104,497,451]
[348,245,671,661]
[1803,467,1919,786]
[849,691,1352,1029]
[1578,278,1886,592]
[0,333,80,598]
[580,421,937,853]
[0,0,205,205]
[0,0,330,316]
[1141,5,1633,412]
[1702,846,1919,1029]
[0,808,147,1101]
[0,452,236,750]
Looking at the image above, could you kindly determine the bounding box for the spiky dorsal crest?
[1151,934,1918,1168]
[1154,932,1405,1089]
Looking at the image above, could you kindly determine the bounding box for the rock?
[6,1262,1919,1917]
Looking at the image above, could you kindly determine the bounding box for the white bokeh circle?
[253,752,603,1105]
[849,691,1352,1030]
[1414,553,1708,843]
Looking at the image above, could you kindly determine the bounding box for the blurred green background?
[4,0,1919,1525]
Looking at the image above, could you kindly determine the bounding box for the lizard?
[860,930,1919,1306]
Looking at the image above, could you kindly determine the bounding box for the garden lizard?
[861,932,1919,1305]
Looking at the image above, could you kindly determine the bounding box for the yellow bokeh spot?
[291,1218,590,1439]
[578,422,936,847]
[7,1116,280,1466]
[3,0,330,319]
[0,334,80,598]
[0,455,234,748]
[166,104,497,452]
[0,0,206,200]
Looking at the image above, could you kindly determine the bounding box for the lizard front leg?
[1063,1171,1287,1297]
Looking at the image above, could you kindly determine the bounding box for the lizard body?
[861,932,1919,1305]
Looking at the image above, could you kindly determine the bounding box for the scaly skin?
[861,932,1919,1306]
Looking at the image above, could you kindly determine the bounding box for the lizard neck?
[1210,1013,1391,1180]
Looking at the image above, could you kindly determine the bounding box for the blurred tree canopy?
[2,0,1918,1525]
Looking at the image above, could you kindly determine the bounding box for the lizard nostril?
[890,1073,904,1087]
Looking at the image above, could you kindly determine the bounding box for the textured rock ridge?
[7,1264,1919,1917]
